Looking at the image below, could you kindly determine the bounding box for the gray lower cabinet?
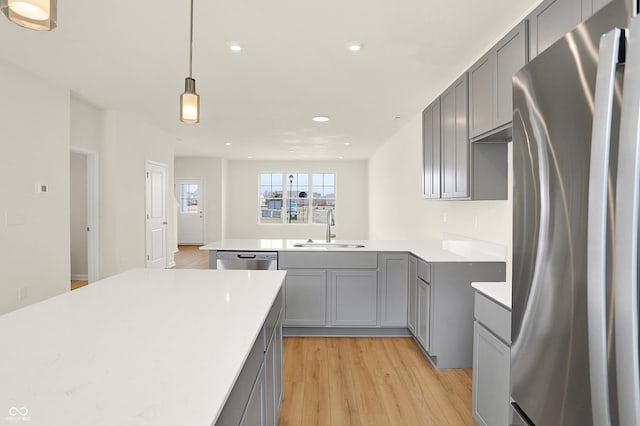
[412,261,506,369]
[407,256,418,335]
[217,290,283,426]
[379,253,408,327]
[240,363,265,426]
[283,270,327,326]
[472,293,511,426]
[329,270,378,326]
[416,276,431,352]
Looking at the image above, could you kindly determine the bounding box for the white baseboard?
[166,261,177,269]
[71,274,88,281]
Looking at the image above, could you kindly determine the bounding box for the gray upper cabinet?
[379,253,408,327]
[441,73,469,199]
[422,98,441,199]
[469,52,494,139]
[469,21,528,141]
[283,269,327,327]
[495,21,528,128]
[329,270,378,327]
[528,0,590,60]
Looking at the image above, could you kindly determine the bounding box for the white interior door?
[146,161,167,268]
[176,178,205,244]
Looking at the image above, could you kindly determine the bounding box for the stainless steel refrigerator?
[511,0,640,424]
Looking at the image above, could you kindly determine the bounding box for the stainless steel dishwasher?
[215,251,278,270]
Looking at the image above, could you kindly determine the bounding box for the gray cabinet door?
[379,253,408,327]
[240,363,266,426]
[407,256,418,335]
[528,0,585,59]
[469,52,494,139]
[472,321,510,426]
[329,270,378,326]
[265,330,276,426]
[416,278,431,352]
[422,98,441,198]
[283,270,327,326]
[495,21,528,128]
[274,312,283,419]
[441,74,469,199]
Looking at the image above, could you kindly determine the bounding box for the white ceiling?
[0,0,540,160]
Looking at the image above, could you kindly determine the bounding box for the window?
[259,172,336,224]
[179,183,200,214]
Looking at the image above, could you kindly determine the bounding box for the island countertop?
[200,237,506,263]
[0,268,286,426]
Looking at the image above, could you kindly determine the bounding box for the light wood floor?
[70,280,88,291]
[171,245,474,424]
[174,245,209,269]
[280,337,474,426]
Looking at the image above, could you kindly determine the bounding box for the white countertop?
[201,237,506,263]
[0,268,286,426]
[471,281,512,309]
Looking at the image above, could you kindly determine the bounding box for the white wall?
[0,60,71,315]
[70,95,177,278]
[368,113,513,275]
[224,160,369,240]
[175,157,224,244]
[70,152,88,278]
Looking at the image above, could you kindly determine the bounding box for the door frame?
[145,160,168,268]
[175,177,206,245]
[70,146,99,283]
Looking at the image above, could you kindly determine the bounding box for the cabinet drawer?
[417,260,431,283]
[263,288,283,348]
[474,292,510,344]
[279,252,378,269]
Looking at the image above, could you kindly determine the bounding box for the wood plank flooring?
[280,337,474,425]
[173,245,209,269]
[171,245,474,424]
[70,280,88,291]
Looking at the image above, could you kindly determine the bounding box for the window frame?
[258,171,336,225]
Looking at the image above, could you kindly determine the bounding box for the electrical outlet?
[474,215,479,229]
[442,212,448,223]
[18,287,27,301]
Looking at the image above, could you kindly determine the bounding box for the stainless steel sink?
[292,242,365,249]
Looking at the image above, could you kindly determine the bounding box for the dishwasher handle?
[236,254,257,259]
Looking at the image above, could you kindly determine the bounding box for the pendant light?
[0,0,57,31]
[180,0,199,124]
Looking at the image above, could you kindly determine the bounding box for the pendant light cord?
[189,0,194,78]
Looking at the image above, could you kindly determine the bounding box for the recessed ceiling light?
[312,116,330,122]
[346,41,363,52]
[344,142,351,146]
[247,156,253,159]
[227,42,244,52]
[225,142,232,146]
[338,156,344,160]
[176,137,183,142]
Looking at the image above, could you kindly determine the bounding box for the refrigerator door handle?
[588,27,624,426]
[615,17,640,426]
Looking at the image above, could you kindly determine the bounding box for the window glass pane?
[272,173,283,186]
[285,198,307,224]
[324,174,335,186]
[259,173,284,224]
[312,205,336,224]
[312,174,323,186]
[180,183,199,213]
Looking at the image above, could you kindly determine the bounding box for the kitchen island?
[0,268,285,426]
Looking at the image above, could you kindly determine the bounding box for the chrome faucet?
[326,209,336,243]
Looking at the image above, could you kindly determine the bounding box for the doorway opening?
[69,147,99,289]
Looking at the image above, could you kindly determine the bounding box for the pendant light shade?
[1,0,57,31]
[180,77,200,124]
[180,0,199,124]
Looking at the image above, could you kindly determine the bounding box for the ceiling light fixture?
[346,41,363,52]
[227,41,244,52]
[224,142,232,146]
[1,0,57,31]
[312,116,330,122]
[344,142,351,146]
[180,0,199,124]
